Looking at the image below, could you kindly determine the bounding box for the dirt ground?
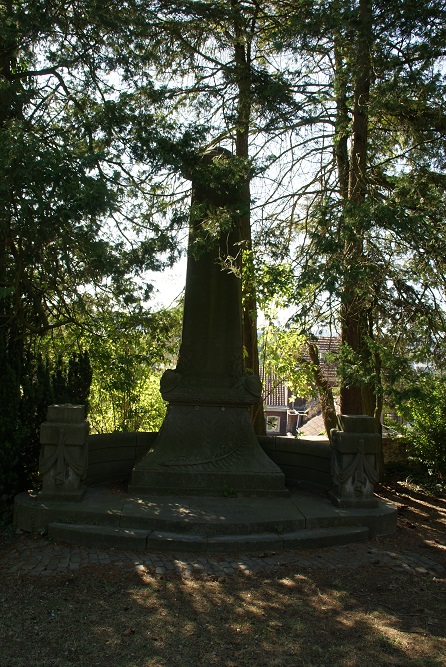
[0,477,445,667]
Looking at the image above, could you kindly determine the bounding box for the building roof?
[260,368,288,407]
[311,337,340,387]
[260,337,340,408]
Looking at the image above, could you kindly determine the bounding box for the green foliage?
[1,0,446,495]
[0,0,190,501]
[1,297,181,503]
[397,375,446,479]
[259,323,314,401]
[68,300,183,434]
[90,370,167,435]
[0,338,22,504]
[17,353,53,495]
[0,348,93,503]
[336,339,374,392]
[51,352,93,410]
[256,262,296,311]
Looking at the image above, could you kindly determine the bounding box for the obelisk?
[130,148,285,495]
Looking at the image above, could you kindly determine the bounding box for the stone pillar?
[39,404,89,500]
[130,148,285,495]
[329,415,381,508]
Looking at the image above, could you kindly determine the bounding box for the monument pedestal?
[130,148,285,496]
[131,403,285,496]
[39,404,89,501]
[329,415,381,508]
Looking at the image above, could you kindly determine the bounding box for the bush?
[0,349,92,505]
[400,375,446,479]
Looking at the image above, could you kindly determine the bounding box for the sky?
[147,259,187,309]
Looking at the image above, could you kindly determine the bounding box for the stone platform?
[14,485,397,553]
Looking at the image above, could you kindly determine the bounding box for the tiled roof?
[260,337,340,408]
[260,367,288,407]
[304,337,340,387]
[298,413,327,437]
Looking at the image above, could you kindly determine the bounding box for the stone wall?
[259,436,331,489]
[87,432,332,490]
[87,432,157,485]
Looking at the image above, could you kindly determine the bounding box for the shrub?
[400,375,446,478]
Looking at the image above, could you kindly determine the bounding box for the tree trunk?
[307,341,338,437]
[232,0,265,434]
[339,0,373,416]
[333,36,349,202]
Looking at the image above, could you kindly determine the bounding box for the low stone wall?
[259,436,331,490]
[87,432,332,490]
[87,432,157,485]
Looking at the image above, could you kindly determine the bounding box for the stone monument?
[39,404,89,500]
[329,414,381,507]
[130,148,285,495]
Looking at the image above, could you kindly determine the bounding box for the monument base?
[328,490,379,508]
[130,472,288,497]
[37,486,87,503]
[129,404,286,496]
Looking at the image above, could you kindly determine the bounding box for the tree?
[122,0,446,429]
[3,0,446,496]
[81,300,182,433]
[110,0,310,431]
[263,0,446,425]
[14,347,93,495]
[0,1,193,498]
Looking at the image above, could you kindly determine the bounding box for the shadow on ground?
[0,479,445,667]
[0,561,445,667]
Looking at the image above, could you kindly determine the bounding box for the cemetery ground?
[0,472,445,667]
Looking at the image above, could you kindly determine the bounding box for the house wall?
[265,408,289,436]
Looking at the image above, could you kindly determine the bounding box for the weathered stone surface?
[130,149,285,495]
[39,404,89,500]
[131,405,284,495]
[329,414,381,508]
[283,526,369,548]
[14,484,398,549]
[47,404,85,423]
[48,523,150,550]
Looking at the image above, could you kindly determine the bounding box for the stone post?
[130,148,285,496]
[329,415,381,507]
[39,404,89,500]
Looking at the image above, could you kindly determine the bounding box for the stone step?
[48,522,369,553]
[48,524,149,550]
